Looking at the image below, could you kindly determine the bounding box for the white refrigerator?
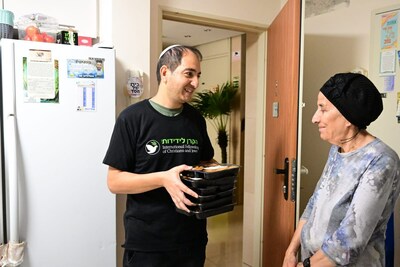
[0,39,116,266]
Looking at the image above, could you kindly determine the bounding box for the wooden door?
[262,0,302,265]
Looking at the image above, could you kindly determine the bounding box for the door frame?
[161,5,305,265]
[161,8,268,266]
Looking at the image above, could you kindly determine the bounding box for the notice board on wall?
[369,4,400,154]
[369,4,400,267]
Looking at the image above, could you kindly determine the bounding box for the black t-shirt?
[103,99,214,251]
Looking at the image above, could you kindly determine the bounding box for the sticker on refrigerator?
[23,52,59,103]
[76,81,96,111]
[67,58,105,79]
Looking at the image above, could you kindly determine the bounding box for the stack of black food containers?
[177,164,240,219]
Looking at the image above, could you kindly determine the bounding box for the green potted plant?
[191,81,238,163]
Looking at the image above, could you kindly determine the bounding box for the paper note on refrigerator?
[76,81,96,111]
[23,50,59,103]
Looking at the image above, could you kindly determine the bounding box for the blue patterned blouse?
[300,138,400,266]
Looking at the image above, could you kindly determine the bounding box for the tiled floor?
[205,205,243,267]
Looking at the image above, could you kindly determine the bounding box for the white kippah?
[159,44,182,59]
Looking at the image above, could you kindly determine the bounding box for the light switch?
[272,102,279,118]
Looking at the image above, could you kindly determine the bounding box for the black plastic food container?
[181,164,239,179]
[177,204,235,219]
[178,164,240,219]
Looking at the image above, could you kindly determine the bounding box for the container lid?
[15,13,58,29]
[0,9,14,26]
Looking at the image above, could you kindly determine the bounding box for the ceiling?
[162,20,244,47]
[162,3,342,47]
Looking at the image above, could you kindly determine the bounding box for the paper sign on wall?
[397,92,400,123]
[383,75,395,92]
[379,11,398,77]
[380,50,396,75]
[380,11,398,50]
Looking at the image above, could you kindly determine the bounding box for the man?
[103,45,214,267]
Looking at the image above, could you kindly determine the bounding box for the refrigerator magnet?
[67,58,105,79]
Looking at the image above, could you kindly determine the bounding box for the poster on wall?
[383,75,395,91]
[380,49,396,75]
[379,11,398,76]
[397,92,400,123]
[380,11,398,50]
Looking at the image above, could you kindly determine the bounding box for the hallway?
[205,205,243,267]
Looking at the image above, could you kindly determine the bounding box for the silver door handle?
[300,166,309,175]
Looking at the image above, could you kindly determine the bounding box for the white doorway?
[161,13,265,266]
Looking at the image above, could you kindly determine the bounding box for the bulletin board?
[369,4,400,154]
[369,4,400,267]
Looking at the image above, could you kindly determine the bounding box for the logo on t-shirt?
[145,138,200,155]
[145,140,160,155]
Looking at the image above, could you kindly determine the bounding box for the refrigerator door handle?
[5,114,19,243]
[0,157,3,245]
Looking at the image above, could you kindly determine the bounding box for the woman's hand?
[282,252,298,267]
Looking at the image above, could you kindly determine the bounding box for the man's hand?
[162,164,198,213]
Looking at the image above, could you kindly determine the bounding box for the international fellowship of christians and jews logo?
[145,140,160,155]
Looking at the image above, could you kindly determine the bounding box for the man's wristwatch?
[303,257,311,267]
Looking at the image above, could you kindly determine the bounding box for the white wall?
[157,0,280,27]
[243,31,266,267]
[196,39,232,163]
[301,0,400,266]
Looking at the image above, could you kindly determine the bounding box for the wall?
[230,35,245,205]
[242,31,266,267]
[107,0,282,123]
[301,0,400,266]
[157,0,280,27]
[196,39,232,164]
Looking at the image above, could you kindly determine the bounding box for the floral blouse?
[300,138,400,266]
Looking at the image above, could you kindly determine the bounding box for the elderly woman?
[283,73,400,266]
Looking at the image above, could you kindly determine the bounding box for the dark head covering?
[320,73,383,129]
